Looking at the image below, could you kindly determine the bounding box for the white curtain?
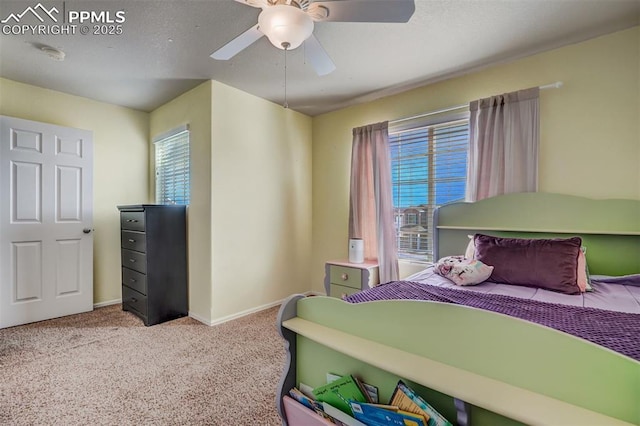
[466,87,540,201]
[349,122,399,284]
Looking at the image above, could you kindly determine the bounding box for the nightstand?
[324,260,379,298]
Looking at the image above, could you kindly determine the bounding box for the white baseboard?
[190,291,317,326]
[188,311,212,325]
[94,299,122,309]
[95,293,322,325]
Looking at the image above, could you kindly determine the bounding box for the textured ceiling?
[0,0,639,116]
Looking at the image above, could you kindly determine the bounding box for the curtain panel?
[349,122,399,283]
[466,87,540,202]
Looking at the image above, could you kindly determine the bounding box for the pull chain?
[282,42,290,109]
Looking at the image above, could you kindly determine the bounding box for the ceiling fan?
[211,0,415,76]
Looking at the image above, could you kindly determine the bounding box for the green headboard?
[433,192,640,276]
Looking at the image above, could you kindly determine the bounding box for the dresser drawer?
[122,285,148,319]
[121,249,147,274]
[120,211,145,232]
[122,267,147,295]
[121,230,146,252]
[330,283,361,298]
[329,265,362,289]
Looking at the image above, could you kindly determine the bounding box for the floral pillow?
[434,255,494,286]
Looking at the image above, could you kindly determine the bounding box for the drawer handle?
[129,278,137,283]
[128,239,135,243]
[126,219,139,223]
[341,273,349,281]
[131,297,137,303]
[129,259,136,263]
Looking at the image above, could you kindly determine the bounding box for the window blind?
[154,125,190,205]
[390,118,469,262]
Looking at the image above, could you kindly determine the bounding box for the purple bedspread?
[344,281,640,362]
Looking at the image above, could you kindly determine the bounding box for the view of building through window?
[390,119,469,261]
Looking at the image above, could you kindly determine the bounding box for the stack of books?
[284,374,452,426]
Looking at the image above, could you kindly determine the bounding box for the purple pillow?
[473,234,582,295]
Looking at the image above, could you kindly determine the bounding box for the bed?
[276,192,640,426]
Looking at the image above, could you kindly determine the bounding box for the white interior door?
[0,116,93,328]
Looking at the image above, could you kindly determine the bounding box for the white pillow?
[464,235,475,259]
[434,255,493,286]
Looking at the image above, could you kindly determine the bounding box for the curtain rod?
[390,81,563,125]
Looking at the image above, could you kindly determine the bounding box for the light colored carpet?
[0,305,285,425]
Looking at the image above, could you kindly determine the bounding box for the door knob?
[83,228,92,234]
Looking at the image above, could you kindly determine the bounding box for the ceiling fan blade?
[233,0,269,8]
[304,34,336,76]
[309,0,415,23]
[210,24,264,60]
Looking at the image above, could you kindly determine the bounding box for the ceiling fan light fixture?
[258,5,314,50]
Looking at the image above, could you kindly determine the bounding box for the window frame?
[154,124,190,206]
[389,111,470,263]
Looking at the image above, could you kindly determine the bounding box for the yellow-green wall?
[310,26,640,292]
[150,80,312,324]
[0,78,149,304]
[149,81,213,323]
[210,82,312,322]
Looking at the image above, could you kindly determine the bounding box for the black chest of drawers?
[117,204,188,326]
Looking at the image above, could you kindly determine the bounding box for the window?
[389,114,469,262]
[154,125,190,205]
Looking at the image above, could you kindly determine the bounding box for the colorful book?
[327,372,379,403]
[349,402,428,426]
[390,381,452,426]
[355,376,379,403]
[289,387,322,411]
[322,402,367,426]
[312,374,368,415]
